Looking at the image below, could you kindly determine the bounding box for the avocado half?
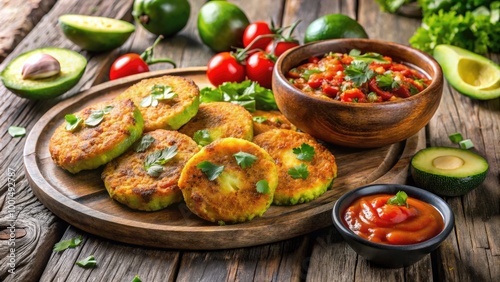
[1,47,87,100]
[433,44,500,100]
[411,147,488,197]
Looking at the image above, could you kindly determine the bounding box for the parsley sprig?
[344,60,376,87]
[288,163,310,180]
[141,84,177,107]
[197,161,224,181]
[134,135,155,153]
[65,105,113,131]
[193,129,212,146]
[256,179,270,194]
[233,151,258,169]
[387,191,409,208]
[144,145,178,177]
[53,235,83,252]
[292,143,315,161]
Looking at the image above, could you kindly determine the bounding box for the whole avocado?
[132,0,190,37]
[304,14,368,43]
[197,1,250,52]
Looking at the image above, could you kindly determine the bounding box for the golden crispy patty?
[102,130,199,211]
[253,129,337,205]
[116,75,200,132]
[179,102,253,144]
[49,99,144,174]
[178,137,278,224]
[251,110,297,136]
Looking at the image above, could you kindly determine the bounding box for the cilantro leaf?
[376,73,400,91]
[53,235,83,252]
[193,129,212,146]
[144,146,178,177]
[197,161,224,181]
[387,191,409,208]
[252,116,268,123]
[233,151,258,169]
[256,179,270,194]
[348,49,390,64]
[301,69,322,80]
[141,84,177,107]
[288,163,309,180]
[292,143,315,161]
[65,114,83,131]
[76,255,97,268]
[135,135,155,152]
[85,110,105,127]
[8,126,26,138]
[344,60,375,87]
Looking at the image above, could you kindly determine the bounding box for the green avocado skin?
[411,166,487,197]
[133,0,190,37]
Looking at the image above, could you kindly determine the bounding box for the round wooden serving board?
[24,67,424,250]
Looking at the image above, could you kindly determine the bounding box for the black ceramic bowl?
[332,184,454,268]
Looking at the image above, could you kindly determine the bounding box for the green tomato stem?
[140,35,177,68]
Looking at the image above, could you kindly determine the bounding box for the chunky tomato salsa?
[286,49,432,103]
[342,192,444,245]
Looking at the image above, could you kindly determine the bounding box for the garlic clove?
[22,53,61,80]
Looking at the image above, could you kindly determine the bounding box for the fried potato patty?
[49,99,144,174]
[117,75,200,132]
[251,110,297,136]
[179,102,253,144]
[102,130,200,211]
[253,129,337,205]
[178,137,278,224]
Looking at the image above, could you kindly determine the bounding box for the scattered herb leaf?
[387,191,409,208]
[256,179,270,194]
[292,143,315,161]
[144,146,178,177]
[348,49,390,64]
[301,69,322,80]
[252,116,268,123]
[197,161,224,181]
[233,151,258,169]
[132,275,142,282]
[76,255,97,268]
[344,60,376,87]
[8,126,26,137]
[135,135,155,152]
[376,73,400,90]
[193,129,212,146]
[141,84,177,107]
[288,163,310,180]
[53,235,83,252]
[65,114,83,131]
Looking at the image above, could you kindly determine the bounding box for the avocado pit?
[432,155,464,170]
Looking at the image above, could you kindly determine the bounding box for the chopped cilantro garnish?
[256,179,270,194]
[292,143,315,161]
[141,84,177,107]
[135,135,155,152]
[144,146,178,177]
[197,161,224,181]
[53,235,83,252]
[344,60,376,87]
[387,191,409,208]
[288,163,309,180]
[233,151,258,169]
[193,129,212,146]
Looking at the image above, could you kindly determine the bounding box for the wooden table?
[1,0,498,281]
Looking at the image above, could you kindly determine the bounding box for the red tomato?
[109,54,149,80]
[265,41,299,57]
[246,51,275,88]
[243,21,274,50]
[206,52,246,86]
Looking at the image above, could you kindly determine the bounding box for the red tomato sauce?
[286,50,432,103]
[342,194,444,245]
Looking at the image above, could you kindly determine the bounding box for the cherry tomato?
[207,52,246,86]
[245,51,275,89]
[265,40,299,57]
[109,54,149,80]
[243,21,273,50]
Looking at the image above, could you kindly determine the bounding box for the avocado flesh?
[434,44,500,100]
[411,147,488,197]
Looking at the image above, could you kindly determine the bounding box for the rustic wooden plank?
[0,0,57,63]
[0,1,134,281]
[38,226,180,281]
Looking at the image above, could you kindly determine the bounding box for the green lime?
[197,1,250,52]
[1,48,87,100]
[58,14,135,52]
[304,14,368,44]
[132,0,190,37]
[433,44,500,100]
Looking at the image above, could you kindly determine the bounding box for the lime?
[433,44,500,100]
[197,1,250,52]
[304,14,368,44]
[1,48,87,100]
[132,0,190,37]
[58,14,135,52]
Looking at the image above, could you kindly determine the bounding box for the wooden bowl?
[272,39,443,148]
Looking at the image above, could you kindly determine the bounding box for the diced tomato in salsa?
[286,50,432,103]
